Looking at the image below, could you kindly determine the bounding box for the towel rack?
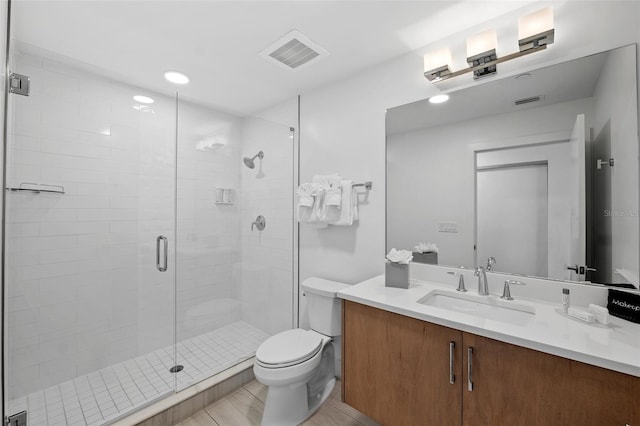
[353,181,373,190]
[6,182,65,194]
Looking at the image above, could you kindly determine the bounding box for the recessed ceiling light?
[133,95,154,104]
[429,94,450,104]
[164,71,190,85]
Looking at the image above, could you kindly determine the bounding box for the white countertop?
[338,275,640,378]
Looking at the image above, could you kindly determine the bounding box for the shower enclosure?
[1,4,298,425]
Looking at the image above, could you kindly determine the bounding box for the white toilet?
[253,277,349,426]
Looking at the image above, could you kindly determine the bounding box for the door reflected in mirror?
[386,44,639,288]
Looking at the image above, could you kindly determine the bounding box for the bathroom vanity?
[338,275,640,425]
[369,42,640,425]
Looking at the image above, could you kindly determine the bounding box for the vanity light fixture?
[423,47,453,82]
[518,7,554,51]
[424,7,554,82]
[164,71,190,85]
[466,29,498,79]
[429,94,450,104]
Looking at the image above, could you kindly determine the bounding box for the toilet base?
[259,342,336,425]
[261,378,335,426]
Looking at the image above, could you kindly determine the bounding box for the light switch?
[438,222,458,233]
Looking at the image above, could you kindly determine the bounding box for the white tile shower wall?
[239,117,294,336]
[175,99,243,343]
[5,52,178,398]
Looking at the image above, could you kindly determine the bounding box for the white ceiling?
[10,1,533,116]
[386,50,609,135]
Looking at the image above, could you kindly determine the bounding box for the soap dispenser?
[562,288,570,313]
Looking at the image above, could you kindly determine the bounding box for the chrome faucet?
[474,257,496,296]
[251,215,266,232]
[474,267,489,296]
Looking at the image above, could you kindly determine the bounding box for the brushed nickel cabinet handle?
[467,347,474,391]
[449,341,456,384]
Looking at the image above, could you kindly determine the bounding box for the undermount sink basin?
[417,290,536,325]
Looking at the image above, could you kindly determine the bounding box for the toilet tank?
[302,277,350,336]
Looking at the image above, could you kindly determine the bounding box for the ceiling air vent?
[260,30,328,72]
[514,95,545,106]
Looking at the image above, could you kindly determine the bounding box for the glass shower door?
[174,103,296,391]
[3,45,177,425]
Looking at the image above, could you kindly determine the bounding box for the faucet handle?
[501,280,525,300]
[447,271,467,292]
[486,257,497,271]
[474,266,483,276]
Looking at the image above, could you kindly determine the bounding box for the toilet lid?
[256,329,323,368]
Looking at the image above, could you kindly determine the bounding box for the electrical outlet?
[438,222,458,233]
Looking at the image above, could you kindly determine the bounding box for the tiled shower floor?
[8,321,269,426]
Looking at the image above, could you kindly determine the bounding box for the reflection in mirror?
[386,44,638,288]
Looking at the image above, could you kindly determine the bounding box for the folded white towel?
[321,187,341,223]
[310,174,341,224]
[332,180,358,226]
[298,175,342,225]
[296,183,315,222]
[298,182,327,223]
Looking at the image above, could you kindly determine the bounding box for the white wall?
[592,47,640,283]
[296,1,640,289]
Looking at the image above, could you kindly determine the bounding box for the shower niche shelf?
[215,188,234,205]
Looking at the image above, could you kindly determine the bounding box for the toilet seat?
[256,329,323,369]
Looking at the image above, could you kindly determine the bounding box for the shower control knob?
[252,215,266,232]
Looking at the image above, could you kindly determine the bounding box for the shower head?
[243,151,264,169]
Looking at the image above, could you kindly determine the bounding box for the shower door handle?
[156,235,168,272]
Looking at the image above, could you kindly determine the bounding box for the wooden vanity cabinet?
[342,300,463,426]
[462,333,636,426]
[342,300,639,426]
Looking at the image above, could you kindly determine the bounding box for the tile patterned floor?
[176,379,380,426]
[8,321,269,426]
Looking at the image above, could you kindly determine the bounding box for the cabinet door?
[631,375,640,425]
[462,333,635,425]
[343,300,462,426]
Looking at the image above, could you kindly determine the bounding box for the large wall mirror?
[386,44,639,288]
